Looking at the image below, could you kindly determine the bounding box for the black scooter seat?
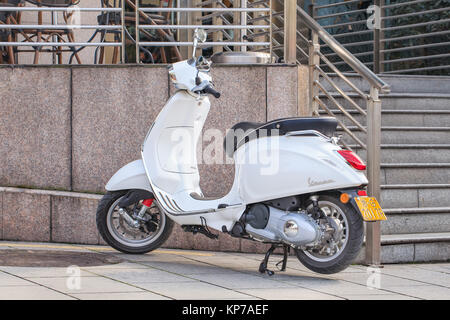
[223,117,338,157]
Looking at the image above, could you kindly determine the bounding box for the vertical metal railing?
[286,3,390,266]
[0,1,276,64]
[134,3,273,62]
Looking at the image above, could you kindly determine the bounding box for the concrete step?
[381,232,450,245]
[381,184,450,209]
[382,207,450,235]
[324,74,450,94]
[380,232,450,263]
[338,126,450,144]
[352,144,450,163]
[318,93,450,110]
[354,232,450,263]
[319,109,450,127]
[381,163,450,185]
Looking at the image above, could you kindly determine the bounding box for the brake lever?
[191,79,210,92]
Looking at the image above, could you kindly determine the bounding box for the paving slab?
[188,273,297,290]
[379,266,450,288]
[0,266,96,279]
[87,268,196,284]
[239,287,343,300]
[415,263,450,274]
[0,285,75,300]
[30,276,146,295]
[140,261,242,275]
[332,271,425,288]
[0,241,449,300]
[284,278,388,296]
[382,285,450,300]
[0,271,35,286]
[81,262,153,270]
[341,294,419,300]
[71,292,170,300]
[135,281,255,300]
[111,251,210,263]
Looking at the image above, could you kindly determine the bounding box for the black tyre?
[295,195,364,274]
[96,190,173,254]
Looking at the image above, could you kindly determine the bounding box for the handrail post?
[212,0,223,54]
[365,85,382,266]
[309,31,320,115]
[135,0,140,63]
[373,0,384,73]
[241,0,247,52]
[269,0,273,60]
[234,0,241,51]
[121,0,126,63]
[284,0,296,64]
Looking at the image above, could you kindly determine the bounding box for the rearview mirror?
[195,29,207,43]
[192,28,207,59]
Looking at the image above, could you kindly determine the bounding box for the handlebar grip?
[204,86,221,99]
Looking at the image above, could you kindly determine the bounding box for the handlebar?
[203,85,221,99]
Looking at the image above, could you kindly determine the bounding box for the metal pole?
[379,0,385,73]
[212,0,223,54]
[373,0,384,73]
[234,0,241,51]
[52,10,57,64]
[241,0,247,52]
[135,0,139,63]
[121,0,126,63]
[269,0,273,60]
[309,31,320,115]
[365,85,382,266]
[284,0,296,63]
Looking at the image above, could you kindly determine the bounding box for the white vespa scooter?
[96,29,386,275]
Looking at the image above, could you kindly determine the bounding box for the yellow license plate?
[354,197,387,221]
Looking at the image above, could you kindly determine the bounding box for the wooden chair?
[97,0,182,64]
[0,0,81,64]
[0,0,24,63]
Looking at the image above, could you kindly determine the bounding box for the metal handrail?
[296,5,390,94]
[272,2,388,265]
[312,0,450,75]
[134,1,273,60]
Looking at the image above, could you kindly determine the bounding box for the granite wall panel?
[0,67,71,190]
[1,188,51,241]
[51,192,102,244]
[71,66,168,193]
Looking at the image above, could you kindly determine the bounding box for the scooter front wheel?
[294,195,364,274]
[96,191,173,254]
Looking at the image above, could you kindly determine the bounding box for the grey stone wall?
[0,64,304,195]
[0,64,306,251]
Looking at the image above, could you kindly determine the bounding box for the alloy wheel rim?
[106,196,166,248]
[303,200,349,262]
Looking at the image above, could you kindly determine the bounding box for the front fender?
[105,159,152,192]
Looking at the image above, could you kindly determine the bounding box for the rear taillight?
[337,150,366,170]
[357,190,367,196]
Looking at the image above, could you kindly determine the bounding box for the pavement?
[0,240,449,300]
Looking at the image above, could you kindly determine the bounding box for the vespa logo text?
[308,177,335,187]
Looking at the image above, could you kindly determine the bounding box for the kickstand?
[276,245,290,272]
[258,244,290,276]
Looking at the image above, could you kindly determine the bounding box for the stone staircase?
[320,75,450,263]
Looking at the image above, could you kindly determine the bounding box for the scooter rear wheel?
[96,190,173,254]
[294,195,364,274]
